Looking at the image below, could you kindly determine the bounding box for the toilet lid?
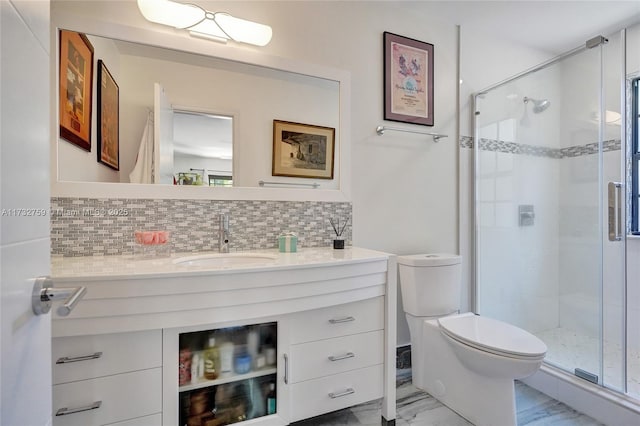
[438,315,547,359]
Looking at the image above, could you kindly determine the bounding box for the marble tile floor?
[292,369,604,426]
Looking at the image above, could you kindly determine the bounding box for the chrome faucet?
[218,213,230,253]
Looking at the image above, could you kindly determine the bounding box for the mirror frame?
[51,14,351,202]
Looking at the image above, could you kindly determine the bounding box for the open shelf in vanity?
[177,323,279,426]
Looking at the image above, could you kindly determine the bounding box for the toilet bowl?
[398,254,547,426]
[438,314,546,380]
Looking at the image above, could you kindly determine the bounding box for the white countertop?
[51,246,391,281]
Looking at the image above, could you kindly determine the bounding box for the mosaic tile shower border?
[460,136,621,158]
[50,198,352,257]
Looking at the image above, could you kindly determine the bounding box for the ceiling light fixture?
[137,0,272,47]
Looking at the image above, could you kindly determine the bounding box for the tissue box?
[278,233,297,253]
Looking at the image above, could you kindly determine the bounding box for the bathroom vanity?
[50,247,397,426]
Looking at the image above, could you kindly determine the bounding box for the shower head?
[523,96,550,113]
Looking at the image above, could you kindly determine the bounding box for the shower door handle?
[608,182,623,241]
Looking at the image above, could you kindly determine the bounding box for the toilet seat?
[438,314,547,360]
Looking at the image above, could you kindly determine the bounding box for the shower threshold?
[535,327,640,398]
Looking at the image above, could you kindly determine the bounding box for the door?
[154,83,175,184]
[1,1,52,425]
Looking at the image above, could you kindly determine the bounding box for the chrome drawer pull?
[283,353,289,384]
[328,352,355,361]
[329,316,355,324]
[56,352,103,364]
[55,401,102,416]
[328,388,355,399]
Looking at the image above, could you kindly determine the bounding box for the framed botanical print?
[59,30,94,150]
[384,31,434,126]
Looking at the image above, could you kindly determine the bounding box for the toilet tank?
[398,254,462,317]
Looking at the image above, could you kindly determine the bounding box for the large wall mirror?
[51,4,351,201]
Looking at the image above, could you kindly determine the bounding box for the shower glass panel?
[475,44,609,384]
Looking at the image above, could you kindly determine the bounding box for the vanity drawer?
[53,330,162,384]
[52,368,162,426]
[289,330,383,383]
[290,296,384,344]
[289,365,383,422]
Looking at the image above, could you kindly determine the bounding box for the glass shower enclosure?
[473,32,629,395]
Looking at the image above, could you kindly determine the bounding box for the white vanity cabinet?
[51,247,397,426]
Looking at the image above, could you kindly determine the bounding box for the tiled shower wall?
[50,198,352,257]
[464,134,624,338]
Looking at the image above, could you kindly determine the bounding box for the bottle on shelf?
[219,339,234,377]
[191,352,204,383]
[179,347,192,386]
[266,382,276,415]
[217,328,235,378]
[203,335,220,381]
[246,326,259,361]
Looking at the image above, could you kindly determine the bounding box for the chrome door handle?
[328,316,355,324]
[55,401,102,416]
[32,276,86,316]
[328,352,355,361]
[608,182,623,241]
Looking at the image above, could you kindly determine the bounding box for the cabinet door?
[163,318,290,426]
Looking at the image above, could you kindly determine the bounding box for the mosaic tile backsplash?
[51,198,352,257]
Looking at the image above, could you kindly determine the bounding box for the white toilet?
[398,253,547,426]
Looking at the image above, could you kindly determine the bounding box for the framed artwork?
[272,120,335,179]
[97,60,119,170]
[383,31,434,126]
[59,30,94,151]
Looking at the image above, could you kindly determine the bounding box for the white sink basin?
[173,253,278,268]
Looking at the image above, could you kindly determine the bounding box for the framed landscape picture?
[272,120,335,179]
[97,60,119,170]
[59,30,94,150]
[384,31,434,126]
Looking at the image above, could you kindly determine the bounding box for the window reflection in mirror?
[173,110,233,187]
